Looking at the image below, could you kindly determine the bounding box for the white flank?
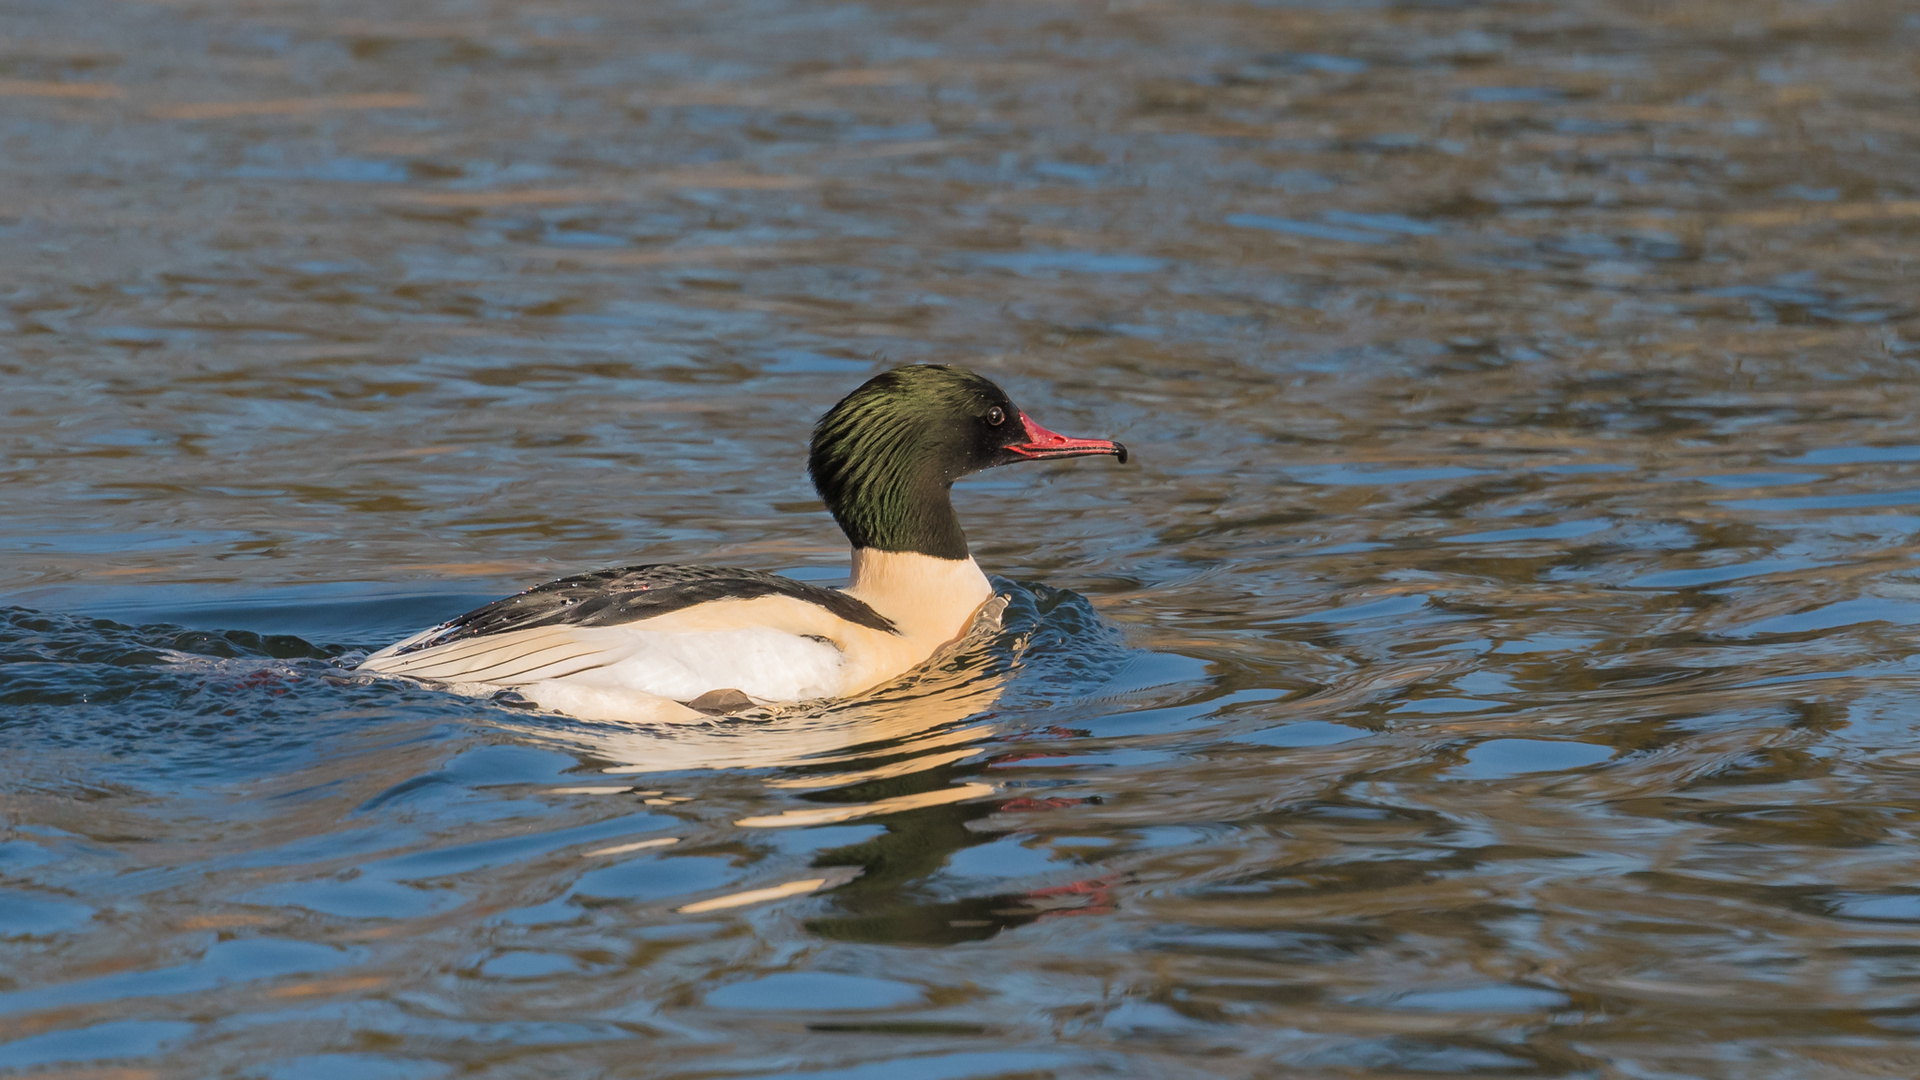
[361,623,847,699]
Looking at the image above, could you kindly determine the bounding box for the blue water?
[7,0,1920,1075]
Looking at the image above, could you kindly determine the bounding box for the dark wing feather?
[393,564,895,656]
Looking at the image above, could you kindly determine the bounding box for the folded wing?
[378,563,892,658]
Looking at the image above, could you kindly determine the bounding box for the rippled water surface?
[5,0,1920,1076]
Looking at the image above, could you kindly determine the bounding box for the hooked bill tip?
[1113,442,1130,465]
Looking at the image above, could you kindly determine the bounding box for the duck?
[356,365,1127,723]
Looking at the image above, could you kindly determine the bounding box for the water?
[3,0,1919,1075]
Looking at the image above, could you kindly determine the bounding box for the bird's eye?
[986,406,1006,426]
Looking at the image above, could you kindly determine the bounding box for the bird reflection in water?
[498,594,1116,942]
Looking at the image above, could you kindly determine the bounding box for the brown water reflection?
[4,0,1920,1075]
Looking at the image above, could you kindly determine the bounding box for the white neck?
[844,548,994,645]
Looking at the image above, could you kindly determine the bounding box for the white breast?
[560,626,848,702]
[358,609,852,705]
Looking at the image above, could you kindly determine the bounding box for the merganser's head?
[809,365,1127,560]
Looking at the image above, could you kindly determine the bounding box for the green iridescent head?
[808,365,1127,560]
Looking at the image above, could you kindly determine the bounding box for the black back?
[392,564,897,655]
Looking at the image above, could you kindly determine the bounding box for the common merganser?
[357,365,1127,722]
